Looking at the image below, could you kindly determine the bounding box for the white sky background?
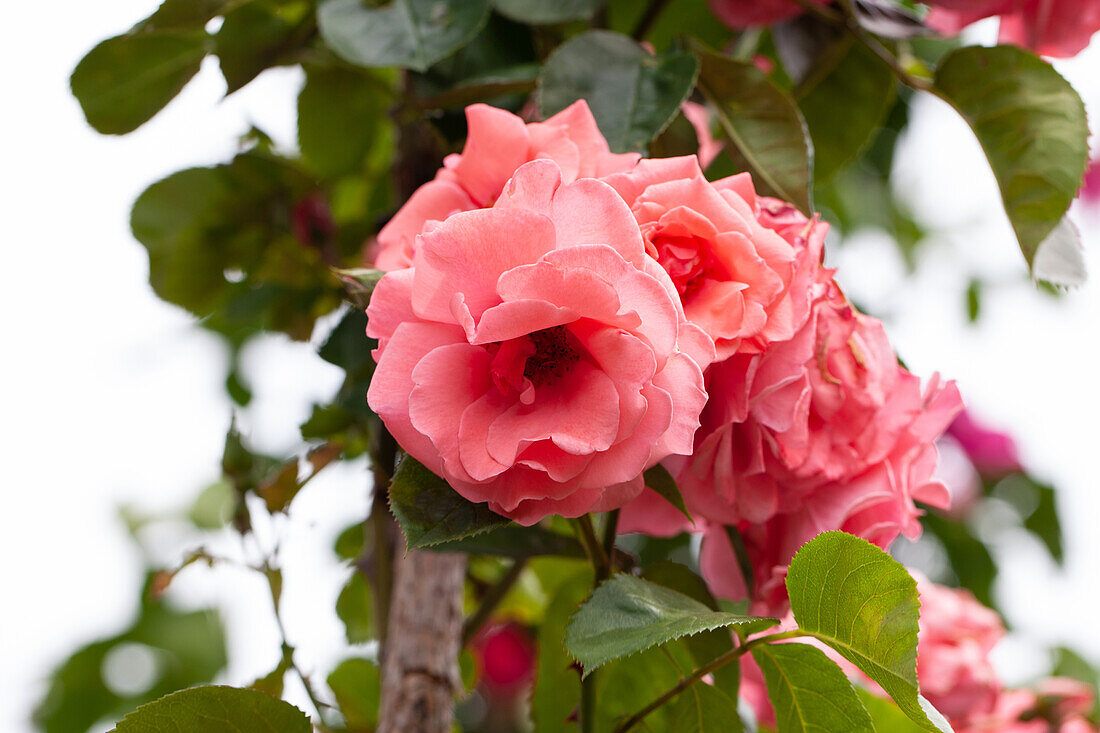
[1,4,1098,732]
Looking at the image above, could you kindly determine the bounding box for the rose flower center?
[487,325,583,399]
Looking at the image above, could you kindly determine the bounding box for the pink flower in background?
[947,408,1023,478]
[927,0,1100,58]
[708,0,829,27]
[961,681,1098,733]
[1080,158,1100,204]
[367,160,713,524]
[471,623,536,695]
[602,157,822,361]
[680,101,724,171]
[374,101,639,271]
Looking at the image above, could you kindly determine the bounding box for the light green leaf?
[327,658,381,729]
[564,574,775,675]
[934,45,1088,270]
[110,686,310,732]
[336,571,374,643]
[533,570,591,733]
[858,689,929,733]
[696,47,813,215]
[785,532,950,732]
[71,30,208,135]
[538,30,698,153]
[492,0,605,24]
[669,679,744,733]
[797,39,896,183]
[388,455,509,549]
[751,643,873,733]
[643,464,693,523]
[317,0,491,73]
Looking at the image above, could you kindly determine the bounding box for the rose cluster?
[366,101,960,609]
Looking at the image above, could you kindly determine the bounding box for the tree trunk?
[377,549,466,733]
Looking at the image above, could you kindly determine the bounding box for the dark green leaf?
[669,679,744,733]
[299,63,390,176]
[996,473,1065,564]
[215,0,314,94]
[318,308,374,378]
[388,455,509,549]
[598,644,696,731]
[492,0,605,24]
[139,0,230,31]
[934,45,1088,271]
[643,464,693,523]
[785,531,950,731]
[966,278,982,323]
[336,571,374,643]
[797,39,896,183]
[538,30,698,154]
[71,31,208,135]
[564,574,774,675]
[428,523,585,558]
[317,0,491,72]
[696,48,813,215]
[752,643,873,733]
[328,657,381,728]
[110,686,310,732]
[921,512,998,609]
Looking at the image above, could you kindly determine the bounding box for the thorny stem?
[613,630,805,732]
[461,557,529,646]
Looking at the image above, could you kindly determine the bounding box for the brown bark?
[377,549,466,733]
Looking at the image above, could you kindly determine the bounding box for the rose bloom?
[366,159,713,524]
[962,680,1098,733]
[927,0,1100,58]
[634,270,961,609]
[374,100,639,271]
[601,156,821,360]
[947,408,1024,478]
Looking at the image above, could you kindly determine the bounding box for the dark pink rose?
[947,408,1024,478]
[367,160,713,524]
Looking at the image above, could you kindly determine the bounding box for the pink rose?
[962,682,1098,733]
[374,101,640,271]
[601,157,821,360]
[708,0,830,28]
[927,0,1100,58]
[366,159,714,525]
[686,278,961,610]
[680,101,724,171]
[947,408,1024,478]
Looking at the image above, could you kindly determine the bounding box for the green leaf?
[752,643,873,733]
[921,512,997,609]
[428,523,586,558]
[538,30,699,154]
[934,45,1088,270]
[696,47,813,215]
[215,0,314,94]
[669,679,744,733]
[299,64,389,177]
[388,455,509,549]
[336,571,374,643]
[533,570,591,733]
[796,39,896,183]
[564,574,775,675]
[139,0,230,31]
[317,0,491,73]
[785,531,950,732]
[335,268,386,310]
[188,479,237,529]
[858,689,929,733]
[996,473,1065,564]
[110,686,310,732]
[643,464,693,523]
[327,657,381,729]
[492,0,605,24]
[597,644,698,731]
[71,30,208,135]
